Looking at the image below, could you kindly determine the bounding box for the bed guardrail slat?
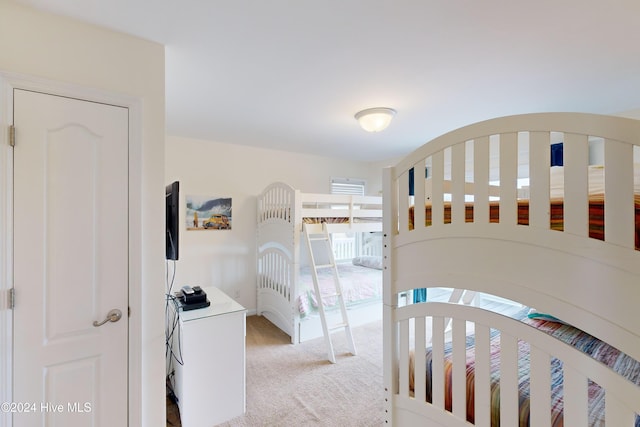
[500,132,518,225]
[474,323,491,427]
[270,186,277,220]
[271,187,277,220]
[563,133,589,237]
[399,169,410,231]
[280,255,286,295]
[270,253,275,290]
[266,252,272,290]
[293,188,302,232]
[273,253,279,292]
[451,317,467,418]
[528,131,551,229]
[431,316,445,410]
[413,159,426,230]
[451,143,466,225]
[563,364,589,426]
[604,138,635,248]
[474,136,490,224]
[432,151,445,227]
[399,318,410,395]
[529,345,552,427]
[272,187,277,220]
[273,253,279,293]
[285,187,292,222]
[414,316,427,403]
[499,333,519,426]
[605,393,636,426]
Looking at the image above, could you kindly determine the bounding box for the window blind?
[330,178,365,195]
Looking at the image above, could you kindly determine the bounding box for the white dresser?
[172,286,246,427]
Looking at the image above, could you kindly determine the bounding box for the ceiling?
[14,0,640,162]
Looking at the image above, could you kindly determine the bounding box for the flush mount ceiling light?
[354,107,397,132]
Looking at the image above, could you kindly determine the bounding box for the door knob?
[93,309,123,327]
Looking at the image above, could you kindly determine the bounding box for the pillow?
[352,256,383,270]
[527,308,570,325]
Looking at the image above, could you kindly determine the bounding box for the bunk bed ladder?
[441,289,477,342]
[303,222,357,363]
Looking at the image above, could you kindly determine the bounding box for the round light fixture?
[354,107,396,132]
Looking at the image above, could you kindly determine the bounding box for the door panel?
[46,125,97,342]
[13,89,129,426]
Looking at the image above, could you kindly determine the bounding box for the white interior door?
[12,89,129,426]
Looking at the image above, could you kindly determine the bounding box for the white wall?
[0,2,166,426]
[165,135,392,311]
[618,110,640,164]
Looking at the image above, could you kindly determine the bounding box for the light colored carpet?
[217,314,384,426]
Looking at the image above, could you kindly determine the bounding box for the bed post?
[291,188,302,344]
[383,166,398,424]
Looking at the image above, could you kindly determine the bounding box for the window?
[330,177,365,195]
[330,178,367,259]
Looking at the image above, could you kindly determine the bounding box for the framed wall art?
[186,195,232,230]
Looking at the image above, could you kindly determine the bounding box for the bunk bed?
[257,182,383,343]
[383,113,640,426]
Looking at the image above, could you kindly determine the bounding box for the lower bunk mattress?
[297,257,382,318]
[410,311,640,426]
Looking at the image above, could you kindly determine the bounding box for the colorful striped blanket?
[409,195,640,250]
[412,315,640,426]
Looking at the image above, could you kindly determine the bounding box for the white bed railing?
[383,113,640,426]
[258,182,383,231]
[392,301,640,427]
[258,182,297,225]
[331,232,383,261]
[384,113,640,361]
[389,113,639,251]
[331,235,356,261]
[300,193,383,223]
[256,247,293,302]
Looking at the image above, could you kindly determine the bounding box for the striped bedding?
[411,315,640,426]
[302,217,381,224]
[409,195,640,250]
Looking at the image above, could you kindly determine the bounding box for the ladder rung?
[323,292,341,298]
[314,263,334,269]
[329,322,348,331]
[309,236,329,241]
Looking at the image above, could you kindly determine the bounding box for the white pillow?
[352,256,383,270]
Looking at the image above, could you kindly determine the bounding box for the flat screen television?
[166,181,180,260]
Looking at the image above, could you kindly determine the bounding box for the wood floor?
[166,395,181,426]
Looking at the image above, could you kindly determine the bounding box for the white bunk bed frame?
[383,113,640,426]
[257,182,383,344]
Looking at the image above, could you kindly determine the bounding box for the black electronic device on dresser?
[178,285,210,311]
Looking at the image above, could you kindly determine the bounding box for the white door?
[12,89,129,426]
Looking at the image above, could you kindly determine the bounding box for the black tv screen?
[166,181,179,260]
